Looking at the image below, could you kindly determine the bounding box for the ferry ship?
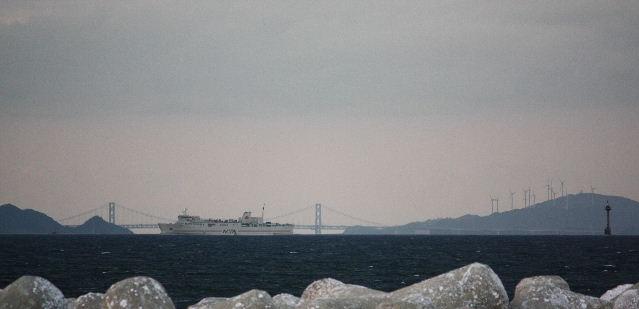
[158,210,294,235]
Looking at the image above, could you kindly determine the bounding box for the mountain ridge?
[0,204,133,234]
[344,193,639,235]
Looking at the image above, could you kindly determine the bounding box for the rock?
[601,284,633,301]
[73,292,104,308]
[511,275,611,309]
[613,289,639,309]
[62,298,76,309]
[224,290,272,309]
[382,263,509,309]
[0,276,65,309]
[516,275,571,291]
[188,290,273,309]
[187,297,228,309]
[272,293,299,309]
[298,278,388,309]
[300,278,345,302]
[103,276,174,309]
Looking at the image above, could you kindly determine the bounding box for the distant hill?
[344,193,639,235]
[0,204,65,234]
[68,216,133,234]
[0,204,133,234]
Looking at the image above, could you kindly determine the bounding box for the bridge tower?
[108,202,116,225]
[314,203,322,235]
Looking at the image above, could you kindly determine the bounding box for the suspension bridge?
[58,202,385,234]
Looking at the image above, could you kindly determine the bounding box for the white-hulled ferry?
[158,210,294,235]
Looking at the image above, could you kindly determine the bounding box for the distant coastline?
[0,204,132,234]
[344,193,639,235]
[2,192,638,236]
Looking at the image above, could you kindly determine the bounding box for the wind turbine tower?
[490,196,500,213]
[490,196,495,214]
[510,191,515,210]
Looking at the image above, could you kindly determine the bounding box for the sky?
[1,1,638,226]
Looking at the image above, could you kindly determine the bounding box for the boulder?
[511,276,612,309]
[188,290,273,309]
[613,289,639,309]
[298,278,389,308]
[187,297,228,309]
[0,276,65,309]
[516,276,571,291]
[73,292,104,308]
[62,298,75,309]
[300,278,345,302]
[381,263,509,309]
[272,293,299,309]
[103,276,174,309]
[601,284,633,301]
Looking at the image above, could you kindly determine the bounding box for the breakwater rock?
[1,263,638,309]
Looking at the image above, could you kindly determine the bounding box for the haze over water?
[1,1,638,225]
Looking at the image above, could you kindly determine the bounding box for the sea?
[1,235,638,308]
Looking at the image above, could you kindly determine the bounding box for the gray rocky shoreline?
[0,263,637,309]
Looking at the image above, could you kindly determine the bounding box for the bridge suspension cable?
[58,205,105,222]
[265,205,313,221]
[322,205,385,227]
[58,201,385,232]
[116,204,174,222]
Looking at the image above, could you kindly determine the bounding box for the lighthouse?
[604,201,611,235]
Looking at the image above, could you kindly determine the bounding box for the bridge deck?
[65,224,367,230]
[60,203,384,233]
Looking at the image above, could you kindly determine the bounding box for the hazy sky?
[1,1,638,226]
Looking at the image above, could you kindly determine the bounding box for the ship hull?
[158,223,294,235]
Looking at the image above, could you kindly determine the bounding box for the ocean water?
[1,235,638,308]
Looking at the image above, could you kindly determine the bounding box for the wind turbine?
[510,191,515,210]
[551,187,559,207]
[528,187,532,207]
[490,196,500,213]
[490,195,495,214]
